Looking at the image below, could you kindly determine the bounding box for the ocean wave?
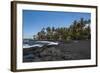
[23,41,59,48]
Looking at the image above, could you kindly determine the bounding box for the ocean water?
[23,39,58,48]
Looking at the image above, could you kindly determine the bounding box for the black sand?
[23,40,91,62]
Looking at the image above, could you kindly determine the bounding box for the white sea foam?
[36,41,58,45]
[23,41,59,48]
[23,44,43,48]
[36,41,51,44]
[48,42,59,45]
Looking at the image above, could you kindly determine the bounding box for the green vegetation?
[33,18,91,41]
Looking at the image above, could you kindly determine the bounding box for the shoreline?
[23,40,91,62]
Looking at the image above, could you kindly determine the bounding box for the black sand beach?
[23,40,91,62]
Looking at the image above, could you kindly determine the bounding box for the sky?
[23,10,91,39]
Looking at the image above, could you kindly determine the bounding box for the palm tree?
[40,28,46,40]
[34,18,91,40]
[46,27,51,40]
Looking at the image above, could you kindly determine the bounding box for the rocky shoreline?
[23,40,91,62]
